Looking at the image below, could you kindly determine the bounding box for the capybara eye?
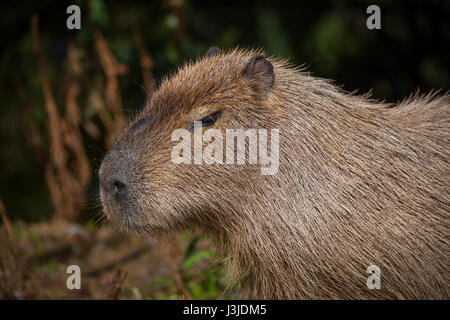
[201,111,221,127]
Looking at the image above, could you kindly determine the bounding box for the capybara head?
[99,48,281,234]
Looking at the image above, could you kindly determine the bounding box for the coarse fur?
[99,48,450,299]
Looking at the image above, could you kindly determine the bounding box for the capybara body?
[99,48,449,299]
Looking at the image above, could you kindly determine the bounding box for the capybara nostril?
[112,179,127,197]
[99,172,128,200]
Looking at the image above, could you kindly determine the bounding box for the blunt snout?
[99,155,130,203]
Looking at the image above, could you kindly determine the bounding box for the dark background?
[1,0,449,222]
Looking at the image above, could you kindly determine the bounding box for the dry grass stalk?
[93,29,128,147]
[0,198,16,255]
[0,199,33,299]
[31,15,91,221]
[31,15,77,220]
[105,268,127,300]
[64,41,92,194]
[132,24,155,98]
[168,237,193,299]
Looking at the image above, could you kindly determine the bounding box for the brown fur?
[99,48,450,299]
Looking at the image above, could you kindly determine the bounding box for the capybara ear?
[242,55,274,92]
[205,46,222,57]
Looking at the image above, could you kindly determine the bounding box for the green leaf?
[183,250,211,271]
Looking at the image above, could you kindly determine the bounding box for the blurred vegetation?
[0,220,233,299]
[0,0,449,299]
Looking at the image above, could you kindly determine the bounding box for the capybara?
[99,47,449,299]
